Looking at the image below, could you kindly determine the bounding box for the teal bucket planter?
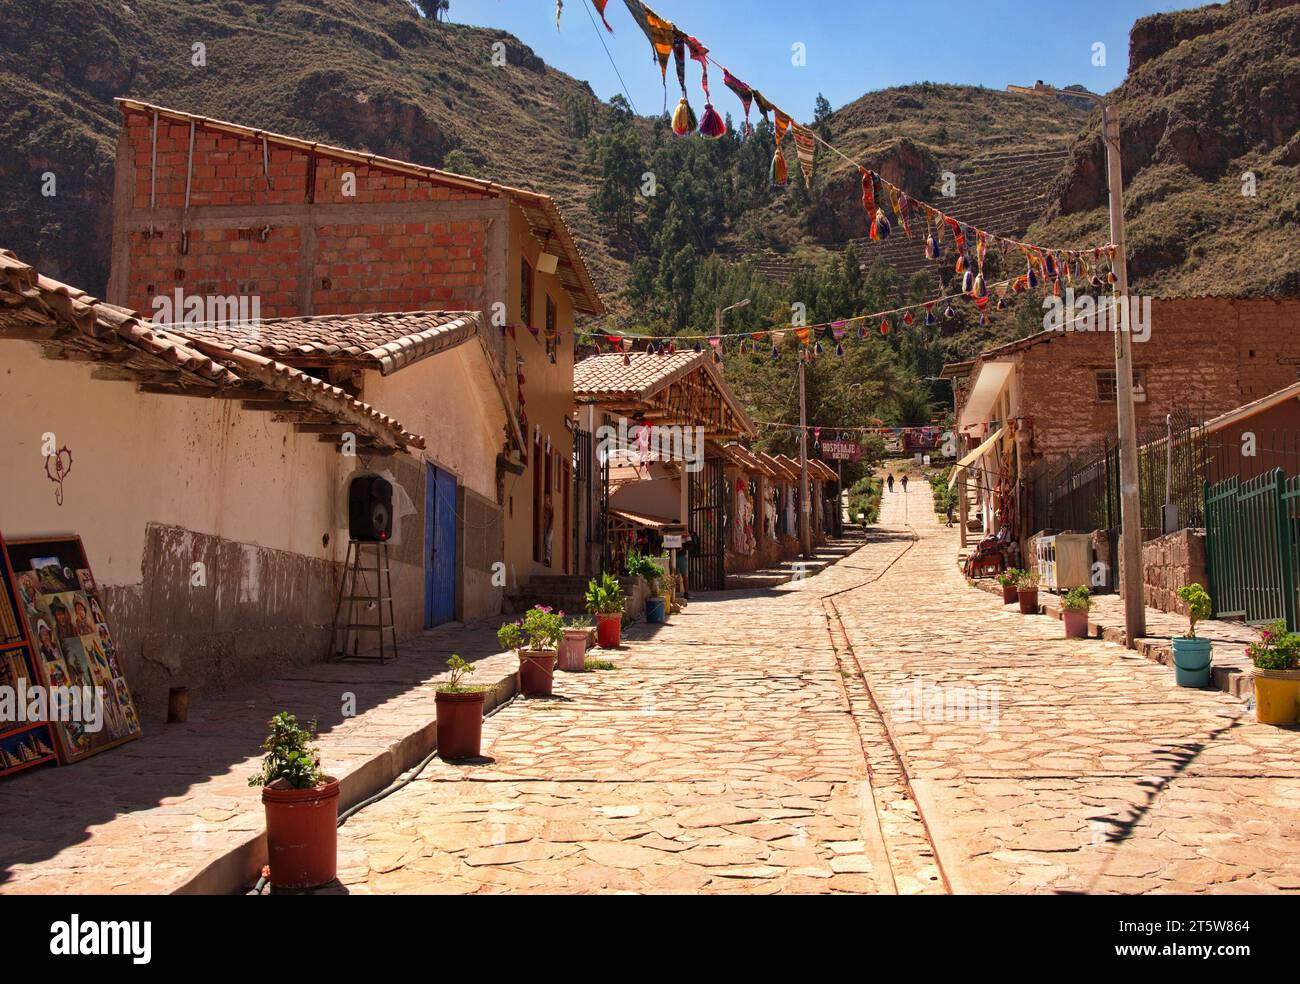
[1172,637,1212,688]
[646,596,666,624]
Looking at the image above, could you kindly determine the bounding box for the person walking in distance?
[886,473,895,494]
[901,474,909,493]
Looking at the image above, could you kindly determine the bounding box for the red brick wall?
[1018,298,1300,462]
[118,112,493,319]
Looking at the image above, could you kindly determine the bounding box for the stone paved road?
[326,539,898,895]
[327,485,1300,896]
[825,485,1300,894]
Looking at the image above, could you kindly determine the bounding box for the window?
[1095,368,1146,403]
[520,257,534,329]
[544,294,557,362]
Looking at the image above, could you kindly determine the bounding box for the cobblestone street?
[328,485,1300,895]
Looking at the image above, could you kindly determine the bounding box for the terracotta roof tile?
[173,310,480,376]
[0,249,424,451]
[572,351,707,401]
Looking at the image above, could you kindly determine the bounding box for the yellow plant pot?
[1253,669,1300,725]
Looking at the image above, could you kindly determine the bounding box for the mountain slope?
[1029,0,1300,296]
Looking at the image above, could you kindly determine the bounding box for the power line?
[582,0,638,116]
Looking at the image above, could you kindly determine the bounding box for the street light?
[715,297,750,335]
[1008,81,1146,645]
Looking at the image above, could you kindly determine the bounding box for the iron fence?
[1205,469,1300,630]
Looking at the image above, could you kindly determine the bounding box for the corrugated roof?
[115,99,606,317]
[0,248,424,451]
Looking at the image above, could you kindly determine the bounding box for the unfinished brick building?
[941,297,1300,546]
[105,99,605,613]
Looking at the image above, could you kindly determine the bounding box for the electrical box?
[1035,534,1093,592]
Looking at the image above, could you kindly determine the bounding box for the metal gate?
[688,456,727,591]
[1205,469,1300,630]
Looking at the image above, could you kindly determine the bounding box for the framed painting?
[3,535,142,764]
[0,533,59,779]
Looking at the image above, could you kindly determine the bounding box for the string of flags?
[564,0,1124,363]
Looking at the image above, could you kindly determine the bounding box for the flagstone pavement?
[328,486,1300,895]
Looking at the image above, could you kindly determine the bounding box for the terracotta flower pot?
[558,629,588,672]
[261,776,340,889]
[1063,609,1089,638]
[1018,588,1039,615]
[436,689,485,760]
[519,649,557,697]
[1001,582,1018,605]
[596,612,622,648]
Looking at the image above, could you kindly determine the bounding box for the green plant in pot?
[1060,585,1091,639]
[1171,583,1213,687]
[586,572,626,648]
[1248,619,1300,724]
[558,614,590,673]
[249,712,338,889]
[436,655,488,760]
[627,550,667,625]
[1016,569,1041,615]
[998,568,1023,605]
[498,605,564,697]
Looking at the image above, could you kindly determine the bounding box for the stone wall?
[1141,528,1208,614]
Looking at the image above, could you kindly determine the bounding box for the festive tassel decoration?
[1106,267,1118,285]
[925,231,941,260]
[1027,264,1039,290]
[1052,277,1063,298]
[973,274,988,299]
[924,303,936,326]
[672,98,697,136]
[979,313,987,326]
[815,341,824,355]
[955,253,967,274]
[944,305,956,320]
[857,323,867,338]
[693,341,703,353]
[771,344,780,360]
[961,269,974,294]
[903,310,914,326]
[872,208,892,240]
[698,102,726,138]
[771,151,788,185]
[996,296,1008,311]
[835,342,844,357]
[1044,251,1058,278]
[1091,273,1104,288]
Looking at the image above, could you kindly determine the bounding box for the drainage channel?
[818,524,951,895]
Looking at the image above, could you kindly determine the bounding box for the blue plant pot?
[1172,636,1212,688]
[646,596,666,624]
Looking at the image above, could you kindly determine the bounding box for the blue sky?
[442,0,1197,118]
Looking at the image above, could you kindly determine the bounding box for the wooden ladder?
[328,539,398,664]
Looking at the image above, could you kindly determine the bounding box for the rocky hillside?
[1030,0,1300,296]
[0,0,612,296]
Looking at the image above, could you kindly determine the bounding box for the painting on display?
[0,534,60,779]
[3,536,142,764]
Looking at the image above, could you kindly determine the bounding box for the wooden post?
[167,686,189,724]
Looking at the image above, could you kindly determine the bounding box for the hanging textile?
[792,125,817,185]
[723,68,754,136]
[592,0,614,31]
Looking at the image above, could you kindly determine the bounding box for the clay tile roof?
[116,99,605,316]
[0,248,424,451]
[572,351,707,401]
[757,452,799,481]
[173,310,480,376]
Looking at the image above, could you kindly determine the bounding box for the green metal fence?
[1204,469,1299,630]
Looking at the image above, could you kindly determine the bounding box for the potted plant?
[1248,620,1300,724]
[249,712,338,889]
[1060,585,1091,639]
[1016,570,1040,615]
[998,568,1022,605]
[586,572,626,648]
[436,655,487,759]
[558,615,590,673]
[1171,583,1213,687]
[498,605,564,697]
[627,551,666,624]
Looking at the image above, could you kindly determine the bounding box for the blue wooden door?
[425,464,458,627]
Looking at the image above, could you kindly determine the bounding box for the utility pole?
[1009,82,1145,645]
[798,356,812,559]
